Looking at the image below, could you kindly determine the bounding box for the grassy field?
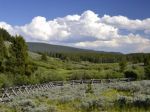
[0,52,145,86]
[0,80,150,112]
[27,51,144,83]
[0,52,148,112]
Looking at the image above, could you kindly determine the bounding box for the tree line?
[45,51,150,64]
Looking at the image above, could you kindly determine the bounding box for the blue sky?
[0,0,150,25]
[0,0,150,53]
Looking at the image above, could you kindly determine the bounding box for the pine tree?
[119,61,127,72]
[145,63,150,79]
[0,28,13,42]
[0,36,7,72]
[144,56,150,66]
[6,35,28,74]
[0,36,4,61]
[41,53,48,61]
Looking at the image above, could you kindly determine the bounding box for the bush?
[69,70,92,80]
[0,62,5,73]
[124,71,138,80]
[25,64,38,76]
[115,95,150,109]
[145,65,150,79]
[0,74,13,88]
[31,105,48,112]
[133,96,150,109]
[119,61,127,72]
[59,96,74,104]
[18,99,36,108]
[47,105,57,112]
[13,75,29,85]
[38,70,64,83]
[41,53,48,61]
[115,96,128,108]
[86,84,94,94]
[80,98,107,111]
[105,70,123,79]
[133,66,145,80]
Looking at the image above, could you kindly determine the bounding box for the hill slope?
[27,42,121,54]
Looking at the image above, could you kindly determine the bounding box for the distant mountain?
[27,42,122,54]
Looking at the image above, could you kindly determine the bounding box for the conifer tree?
[41,53,48,61]
[0,36,7,72]
[119,60,127,72]
[6,35,28,74]
[0,28,13,42]
[145,63,150,79]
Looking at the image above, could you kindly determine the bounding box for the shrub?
[40,71,64,83]
[59,96,74,104]
[119,61,127,72]
[133,66,145,80]
[115,96,128,108]
[124,71,138,80]
[31,105,48,112]
[80,98,107,111]
[86,84,94,94]
[18,99,36,108]
[145,65,150,79]
[0,62,4,73]
[48,105,57,112]
[41,53,48,61]
[0,73,12,88]
[80,101,90,110]
[25,64,38,76]
[69,70,92,80]
[133,95,150,109]
[13,75,29,85]
[105,70,123,79]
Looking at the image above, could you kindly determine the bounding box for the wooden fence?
[0,78,134,103]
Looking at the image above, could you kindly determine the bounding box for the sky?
[0,0,150,53]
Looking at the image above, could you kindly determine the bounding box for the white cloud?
[101,15,150,32]
[74,34,150,53]
[16,10,119,42]
[0,10,150,53]
[15,16,71,41]
[0,22,16,35]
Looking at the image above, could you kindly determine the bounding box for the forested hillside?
[27,42,99,53]
[28,42,150,64]
[27,42,124,63]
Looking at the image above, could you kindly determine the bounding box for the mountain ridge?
[27,42,122,54]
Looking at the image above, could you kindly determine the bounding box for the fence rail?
[0,78,134,102]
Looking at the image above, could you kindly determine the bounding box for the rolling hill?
[27,42,122,54]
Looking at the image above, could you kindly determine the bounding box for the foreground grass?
[0,80,150,112]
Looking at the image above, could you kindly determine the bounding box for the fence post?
[91,79,94,84]
[11,87,18,96]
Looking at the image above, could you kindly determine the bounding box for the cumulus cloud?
[101,15,150,32]
[16,10,118,42]
[74,34,150,53]
[16,16,71,41]
[0,22,16,35]
[0,10,150,53]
